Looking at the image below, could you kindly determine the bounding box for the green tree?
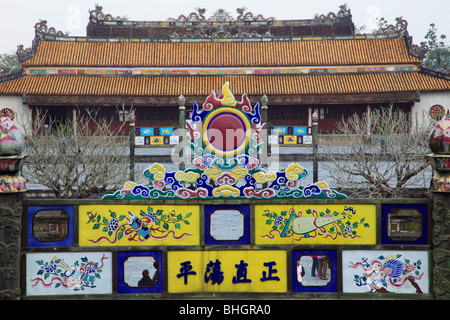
[0,53,21,74]
[423,23,450,72]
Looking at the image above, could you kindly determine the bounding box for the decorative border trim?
[25,64,418,77]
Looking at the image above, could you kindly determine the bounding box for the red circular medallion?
[207,112,246,152]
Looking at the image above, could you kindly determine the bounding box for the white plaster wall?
[0,95,31,133]
[412,91,450,129]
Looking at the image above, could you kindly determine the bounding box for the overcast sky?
[1,0,449,54]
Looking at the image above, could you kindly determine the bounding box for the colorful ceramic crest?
[429,112,450,154]
[0,116,27,192]
[0,116,25,155]
[428,111,450,192]
[103,82,346,200]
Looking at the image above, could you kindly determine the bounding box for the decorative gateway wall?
[21,83,434,299]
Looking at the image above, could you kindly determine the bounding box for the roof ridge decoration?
[410,42,429,61]
[168,7,207,22]
[168,8,274,23]
[103,82,347,200]
[236,7,274,22]
[16,44,34,63]
[34,20,68,39]
[89,4,128,21]
[166,8,285,39]
[317,4,352,20]
[379,18,408,34]
[369,17,429,61]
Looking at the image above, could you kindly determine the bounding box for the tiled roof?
[22,38,420,68]
[0,73,448,96]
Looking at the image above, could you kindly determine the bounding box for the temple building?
[0,5,449,143]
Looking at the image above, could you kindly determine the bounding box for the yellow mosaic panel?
[150,136,164,145]
[255,204,376,245]
[79,205,200,246]
[168,250,287,293]
[282,135,298,144]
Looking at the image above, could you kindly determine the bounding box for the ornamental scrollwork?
[0,288,20,300]
[103,82,346,201]
[34,20,68,38]
[430,199,450,299]
[169,28,208,39]
[89,5,127,21]
[0,242,19,264]
[16,45,34,63]
[207,8,234,22]
[168,8,274,23]
[411,43,429,60]
[380,18,408,34]
[317,4,351,19]
[236,7,274,21]
[168,7,207,22]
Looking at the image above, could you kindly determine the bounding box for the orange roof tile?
[22,38,420,68]
[0,73,448,96]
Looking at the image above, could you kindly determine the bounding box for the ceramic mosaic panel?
[204,205,250,245]
[342,250,429,294]
[103,82,346,200]
[25,64,418,77]
[167,250,287,293]
[381,204,428,245]
[27,205,74,247]
[292,250,337,292]
[78,205,200,246]
[117,251,163,294]
[26,252,112,296]
[255,204,376,245]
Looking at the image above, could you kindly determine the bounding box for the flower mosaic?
[85,207,193,244]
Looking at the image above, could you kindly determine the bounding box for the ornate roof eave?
[15,20,69,64]
[0,71,25,85]
[25,30,411,43]
[16,44,35,63]
[420,67,450,81]
[2,73,448,98]
[370,18,429,61]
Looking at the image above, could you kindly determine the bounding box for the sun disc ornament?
[202,107,252,157]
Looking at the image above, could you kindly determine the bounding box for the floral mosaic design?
[261,206,370,242]
[29,254,110,293]
[85,207,193,245]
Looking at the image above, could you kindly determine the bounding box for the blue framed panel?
[293,126,312,135]
[139,128,154,136]
[292,250,337,292]
[381,204,428,245]
[160,127,173,135]
[27,205,74,247]
[272,126,287,135]
[117,251,163,294]
[204,205,250,245]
